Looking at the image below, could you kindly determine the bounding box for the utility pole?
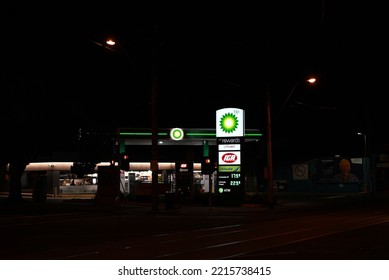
[266,77,316,209]
[266,89,274,209]
[151,25,159,212]
[97,31,160,211]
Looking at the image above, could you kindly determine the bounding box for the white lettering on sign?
[219,138,241,144]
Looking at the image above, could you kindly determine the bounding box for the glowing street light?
[106,39,115,46]
[266,77,317,208]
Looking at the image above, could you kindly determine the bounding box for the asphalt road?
[1,194,389,260]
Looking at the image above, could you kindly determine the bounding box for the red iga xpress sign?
[218,151,241,165]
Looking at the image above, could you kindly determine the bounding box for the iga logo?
[222,153,238,163]
[218,151,241,165]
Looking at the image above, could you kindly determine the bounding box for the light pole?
[357,132,368,192]
[96,34,160,211]
[266,88,274,208]
[150,41,159,212]
[266,77,316,208]
[357,132,367,159]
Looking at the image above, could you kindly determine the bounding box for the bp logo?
[219,112,239,134]
[170,128,184,141]
[216,108,245,137]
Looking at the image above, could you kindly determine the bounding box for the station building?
[0,127,263,203]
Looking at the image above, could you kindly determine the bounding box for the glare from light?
[307,78,316,84]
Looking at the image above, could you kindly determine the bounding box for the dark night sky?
[2,2,388,161]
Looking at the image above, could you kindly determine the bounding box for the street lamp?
[266,77,316,208]
[275,77,316,122]
[95,35,160,211]
[357,132,367,159]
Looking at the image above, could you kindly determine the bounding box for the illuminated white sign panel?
[218,144,241,151]
[216,108,245,137]
[218,151,241,165]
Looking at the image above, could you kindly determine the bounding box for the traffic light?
[120,153,130,171]
[201,157,214,174]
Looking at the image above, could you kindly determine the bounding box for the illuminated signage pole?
[216,108,245,205]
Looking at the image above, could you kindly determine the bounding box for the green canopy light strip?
[186,132,216,137]
[186,132,262,137]
[245,133,263,137]
[119,131,261,138]
[120,132,168,136]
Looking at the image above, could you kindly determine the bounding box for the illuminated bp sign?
[216,108,244,138]
[216,108,245,203]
